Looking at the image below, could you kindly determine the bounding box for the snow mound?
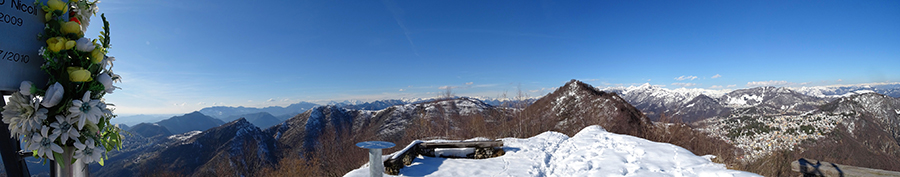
[345,125,759,177]
[167,130,202,141]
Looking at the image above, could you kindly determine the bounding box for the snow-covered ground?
[344,125,759,177]
[168,130,203,141]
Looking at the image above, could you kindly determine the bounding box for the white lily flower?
[101,56,116,72]
[1,93,47,138]
[23,107,48,133]
[75,38,95,52]
[1,93,29,137]
[97,73,116,93]
[49,115,80,143]
[74,139,103,164]
[68,91,103,130]
[98,101,113,116]
[41,82,65,107]
[19,81,33,96]
[28,126,63,160]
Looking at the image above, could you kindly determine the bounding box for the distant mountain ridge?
[128,123,172,138]
[96,118,279,176]
[110,114,175,127]
[793,83,900,98]
[198,102,319,120]
[602,83,729,121]
[334,99,408,110]
[156,111,225,134]
[226,112,283,129]
[604,83,899,122]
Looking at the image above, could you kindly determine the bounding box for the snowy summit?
[345,125,759,177]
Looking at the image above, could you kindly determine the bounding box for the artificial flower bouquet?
[1,0,122,167]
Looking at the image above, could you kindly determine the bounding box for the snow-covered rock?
[344,125,760,177]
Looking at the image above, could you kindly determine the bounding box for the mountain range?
[603,83,899,122]
[80,80,900,176]
[90,80,640,176]
[198,102,319,120]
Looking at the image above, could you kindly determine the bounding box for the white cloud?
[710,85,723,89]
[267,98,276,102]
[746,80,791,87]
[465,82,474,85]
[438,86,455,90]
[727,84,737,88]
[837,79,843,82]
[671,82,697,87]
[711,74,721,79]
[647,79,651,81]
[399,89,405,91]
[674,75,698,81]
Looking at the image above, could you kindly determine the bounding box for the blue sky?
[90,0,899,114]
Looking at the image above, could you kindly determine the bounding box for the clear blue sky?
[92,0,899,114]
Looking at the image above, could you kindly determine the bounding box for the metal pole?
[1,93,32,177]
[368,148,383,177]
[51,147,88,177]
[356,141,395,177]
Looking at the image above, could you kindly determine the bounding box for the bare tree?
[442,86,454,100]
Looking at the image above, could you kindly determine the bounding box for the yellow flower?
[48,0,68,13]
[65,40,76,50]
[68,67,93,82]
[91,47,105,64]
[46,37,66,52]
[62,21,83,36]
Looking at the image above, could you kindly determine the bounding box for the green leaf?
[53,152,65,168]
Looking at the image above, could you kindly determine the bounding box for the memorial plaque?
[1,0,48,92]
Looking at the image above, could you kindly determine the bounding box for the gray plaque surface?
[1,0,49,91]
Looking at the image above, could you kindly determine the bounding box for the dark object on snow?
[383,140,504,175]
[792,158,900,177]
